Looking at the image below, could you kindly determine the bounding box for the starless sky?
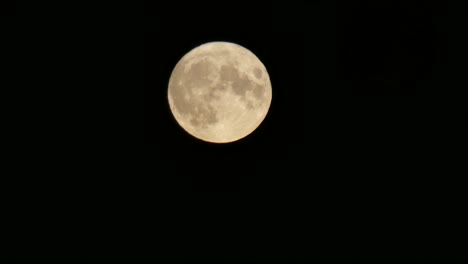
[9,1,466,261]
[139,2,463,260]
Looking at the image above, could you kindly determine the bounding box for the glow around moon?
[167,41,272,143]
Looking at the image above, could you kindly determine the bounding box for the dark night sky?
[8,1,466,261]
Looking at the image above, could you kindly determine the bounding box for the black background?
[7,1,467,261]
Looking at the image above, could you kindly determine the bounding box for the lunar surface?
[168,41,272,143]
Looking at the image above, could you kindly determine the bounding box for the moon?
[167,41,272,143]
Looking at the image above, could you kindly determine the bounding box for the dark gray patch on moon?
[232,75,253,97]
[253,84,265,99]
[253,67,263,79]
[220,65,238,82]
[190,117,200,127]
[186,58,214,87]
[245,100,254,109]
[220,65,254,98]
[189,103,218,129]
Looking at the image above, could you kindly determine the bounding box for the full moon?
[168,41,272,143]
